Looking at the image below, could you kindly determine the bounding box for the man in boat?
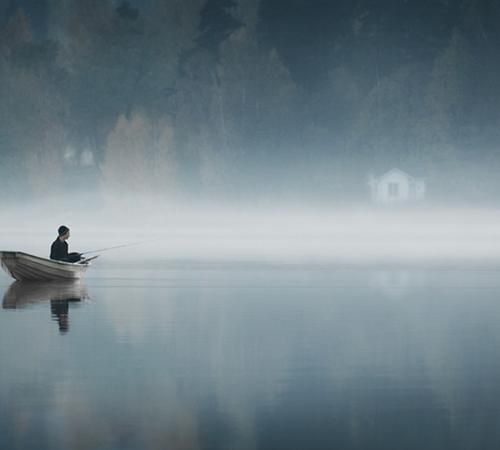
[50,226,82,263]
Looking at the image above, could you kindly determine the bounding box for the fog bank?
[2,202,500,267]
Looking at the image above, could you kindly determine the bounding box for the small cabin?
[369,168,425,204]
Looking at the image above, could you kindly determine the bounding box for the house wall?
[375,171,411,203]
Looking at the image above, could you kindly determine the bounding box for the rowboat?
[0,251,93,281]
[2,280,88,309]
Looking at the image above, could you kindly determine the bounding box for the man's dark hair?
[58,225,69,236]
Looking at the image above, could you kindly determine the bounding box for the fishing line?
[81,241,150,256]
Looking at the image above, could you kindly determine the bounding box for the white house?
[369,168,425,204]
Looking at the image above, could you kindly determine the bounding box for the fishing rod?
[80,241,145,256]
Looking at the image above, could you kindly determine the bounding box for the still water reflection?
[1,265,500,450]
[3,281,88,333]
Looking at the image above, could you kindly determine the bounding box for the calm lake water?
[2,262,500,450]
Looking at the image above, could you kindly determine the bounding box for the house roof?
[377,168,424,182]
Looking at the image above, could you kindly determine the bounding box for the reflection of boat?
[0,251,92,281]
[2,280,88,309]
[3,281,88,334]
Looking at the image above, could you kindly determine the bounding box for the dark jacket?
[50,238,68,261]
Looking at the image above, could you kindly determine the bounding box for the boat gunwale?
[0,251,89,268]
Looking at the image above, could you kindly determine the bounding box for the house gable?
[379,168,412,182]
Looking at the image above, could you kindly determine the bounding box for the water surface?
[1,263,500,450]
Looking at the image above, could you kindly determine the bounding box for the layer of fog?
[2,196,500,267]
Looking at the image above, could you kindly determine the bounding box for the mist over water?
[2,199,500,267]
[3,201,500,450]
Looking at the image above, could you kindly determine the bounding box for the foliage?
[2,0,500,202]
[101,112,175,196]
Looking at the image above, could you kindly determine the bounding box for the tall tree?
[197,0,241,54]
[0,8,67,197]
[57,0,204,164]
[101,112,176,197]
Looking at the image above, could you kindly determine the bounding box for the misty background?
[4,5,500,448]
[1,0,500,207]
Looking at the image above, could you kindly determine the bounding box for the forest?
[1,0,500,204]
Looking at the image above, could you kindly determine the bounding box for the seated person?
[50,226,82,263]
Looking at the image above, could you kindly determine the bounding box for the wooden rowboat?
[0,251,93,281]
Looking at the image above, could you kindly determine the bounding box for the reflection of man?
[50,300,69,333]
[50,226,81,263]
[50,297,82,334]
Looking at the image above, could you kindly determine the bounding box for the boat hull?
[0,251,89,281]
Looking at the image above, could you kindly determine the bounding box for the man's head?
[58,225,70,240]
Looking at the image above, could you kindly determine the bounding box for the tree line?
[1,0,500,203]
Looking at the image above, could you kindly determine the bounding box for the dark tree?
[197,0,241,54]
[116,1,139,21]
